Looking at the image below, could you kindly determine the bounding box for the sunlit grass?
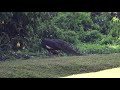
[107,44,120,49]
[76,43,120,54]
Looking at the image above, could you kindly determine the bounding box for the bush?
[81,30,102,43]
[58,30,79,45]
[100,36,114,45]
[115,39,120,45]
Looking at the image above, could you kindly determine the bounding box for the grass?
[0,53,120,78]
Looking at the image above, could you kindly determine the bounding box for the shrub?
[81,30,102,43]
[100,36,114,45]
[58,30,79,45]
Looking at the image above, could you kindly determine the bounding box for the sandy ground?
[61,67,120,78]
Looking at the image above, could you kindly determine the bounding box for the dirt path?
[61,67,120,78]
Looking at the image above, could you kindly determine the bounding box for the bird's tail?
[59,41,83,56]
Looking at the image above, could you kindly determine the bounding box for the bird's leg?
[47,50,53,57]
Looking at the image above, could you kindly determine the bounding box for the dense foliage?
[0,12,120,55]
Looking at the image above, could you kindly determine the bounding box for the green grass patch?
[76,43,120,54]
[0,53,120,78]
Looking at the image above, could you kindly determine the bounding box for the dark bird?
[41,38,83,56]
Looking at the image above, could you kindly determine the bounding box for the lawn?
[0,53,120,78]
